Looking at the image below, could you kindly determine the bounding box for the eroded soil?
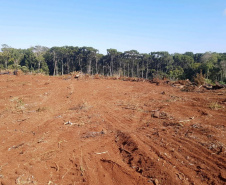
[0,75,226,185]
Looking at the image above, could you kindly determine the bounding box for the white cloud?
[224,9,226,15]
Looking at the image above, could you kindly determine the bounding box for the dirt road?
[0,75,225,184]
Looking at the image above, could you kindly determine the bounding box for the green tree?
[107,49,118,76]
[1,44,12,69]
[124,50,139,77]
[20,48,37,71]
[201,52,219,79]
[219,60,226,82]
[32,45,49,73]
[11,48,24,69]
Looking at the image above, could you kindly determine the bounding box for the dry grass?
[69,101,91,111]
[36,107,48,112]
[194,72,205,86]
[209,102,222,110]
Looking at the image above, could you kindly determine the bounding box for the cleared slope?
[0,75,225,185]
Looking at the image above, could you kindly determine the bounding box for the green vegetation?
[0,44,226,84]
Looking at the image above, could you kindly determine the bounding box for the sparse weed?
[80,166,85,176]
[7,97,26,113]
[69,101,91,111]
[14,98,25,111]
[209,102,222,110]
[166,95,182,102]
[16,98,24,107]
[36,107,48,112]
[20,81,31,86]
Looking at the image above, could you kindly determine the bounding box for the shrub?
[193,71,205,85]
[21,66,29,73]
[8,64,21,70]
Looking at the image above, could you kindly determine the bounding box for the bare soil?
[0,74,226,185]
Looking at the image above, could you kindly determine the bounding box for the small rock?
[64,121,72,125]
[153,111,160,118]
[154,178,159,185]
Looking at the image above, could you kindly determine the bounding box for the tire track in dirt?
[133,125,226,185]
[115,129,225,185]
[115,131,184,184]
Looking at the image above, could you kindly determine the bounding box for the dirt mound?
[0,75,225,184]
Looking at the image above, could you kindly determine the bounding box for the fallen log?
[0,72,10,75]
[203,83,226,90]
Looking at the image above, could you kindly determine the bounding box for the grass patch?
[209,102,222,110]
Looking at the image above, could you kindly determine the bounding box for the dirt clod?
[153,111,160,118]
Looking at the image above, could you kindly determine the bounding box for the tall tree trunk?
[146,61,149,79]
[109,57,113,76]
[67,58,70,74]
[109,65,111,76]
[119,59,122,76]
[56,59,59,75]
[123,61,125,77]
[61,59,64,75]
[79,57,83,73]
[142,60,144,78]
[87,59,91,75]
[53,52,56,76]
[38,61,41,73]
[111,59,113,76]
[127,62,129,77]
[5,60,7,69]
[71,57,75,72]
[131,60,134,77]
[207,68,209,79]
[95,58,98,74]
[109,65,112,76]
[137,62,139,77]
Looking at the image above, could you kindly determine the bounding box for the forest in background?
[0,44,226,84]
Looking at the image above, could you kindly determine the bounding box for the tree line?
[0,44,226,84]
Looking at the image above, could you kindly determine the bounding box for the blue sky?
[0,0,226,54]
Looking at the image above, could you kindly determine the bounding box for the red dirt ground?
[0,74,225,185]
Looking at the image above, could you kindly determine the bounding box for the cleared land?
[0,74,226,185]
